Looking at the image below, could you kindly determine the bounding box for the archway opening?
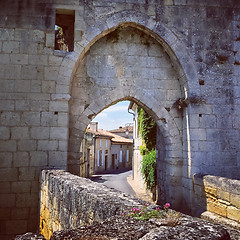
[68,23,186,211]
[80,100,134,178]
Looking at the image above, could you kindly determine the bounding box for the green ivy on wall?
[138,107,157,191]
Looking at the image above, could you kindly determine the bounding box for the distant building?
[81,122,133,175]
[128,102,153,199]
[109,125,133,139]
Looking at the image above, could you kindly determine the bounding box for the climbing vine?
[138,107,157,191]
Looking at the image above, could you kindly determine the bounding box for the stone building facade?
[0,0,240,238]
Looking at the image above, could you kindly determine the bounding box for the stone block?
[3,41,20,53]
[58,113,69,127]
[41,112,58,126]
[31,181,39,193]
[0,194,15,207]
[11,181,31,193]
[190,129,207,141]
[44,66,59,80]
[4,65,21,79]
[16,193,38,208]
[50,127,68,140]
[49,151,67,167]
[19,167,36,181]
[0,208,11,220]
[21,112,40,126]
[207,200,227,217]
[11,127,29,139]
[49,55,63,65]
[13,152,29,167]
[30,127,50,139]
[42,80,56,93]
[32,30,45,43]
[30,80,41,93]
[230,194,240,208]
[18,140,37,151]
[0,127,10,139]
[0,29,14,41]
[21,65,38,80]
[56,84,69,94]
[59,141,68,151]
[227,206,240,222]
[28,93,50,101]
[15,100,31,111]
[11,208,29,220]
[5,220,28,235]
[0,182,11,193]
[0,140,16,151]
[49,101,69,112]
[45,33,54,48]
[30,151,48,167]
[0,168,18,182]
[10,53,28,64]
[15,80,31,93]
[0,152,12,168]
[204,186,217,197]
[217,189,230,202]
[0,53,10,64]
[38,140,58,151]
[29,54,48,65]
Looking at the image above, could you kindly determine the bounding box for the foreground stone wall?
[193,174,240,229]
[40,169,144,239]
[0,0,240,238]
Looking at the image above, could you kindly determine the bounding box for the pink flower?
[156,207,160,211]
[164,203,170,209]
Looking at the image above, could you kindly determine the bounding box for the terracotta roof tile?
[109,126,133,133]
[87,128,133,144]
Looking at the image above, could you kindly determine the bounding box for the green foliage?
[139,145,149,156]
[137,107,156,151]
[137,107,157,190]
[141,149,156,190]
[120,203,181,226]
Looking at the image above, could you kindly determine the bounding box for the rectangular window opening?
[55,9,75,51]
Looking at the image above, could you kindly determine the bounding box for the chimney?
[89,122,98,132]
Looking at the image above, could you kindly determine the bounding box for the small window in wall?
[120,150,123,162]
[106,139,108,148]
[99,150,102,166]
[101,150,104,166]
[97,150,100,167]
[55,9,75,51]
[99,139,102,148]
[105,150,108,154]
[126,149,129,162]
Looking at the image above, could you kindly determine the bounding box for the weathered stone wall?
[0,0,240,238]
[193,174,240,229]
[40,169,144,239]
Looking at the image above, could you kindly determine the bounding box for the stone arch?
[65,17,197,208]
[58,10,199,97]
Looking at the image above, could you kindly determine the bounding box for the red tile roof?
[87,128,133,144]
[109,126,133,133]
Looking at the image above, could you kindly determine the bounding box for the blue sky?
[92,101,133,130]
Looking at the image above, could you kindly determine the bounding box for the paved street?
[90,170,136,197]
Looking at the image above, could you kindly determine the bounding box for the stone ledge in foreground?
[50,215,232,240]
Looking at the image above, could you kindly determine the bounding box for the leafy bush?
[137,107,156,151]
[141,149,156,190]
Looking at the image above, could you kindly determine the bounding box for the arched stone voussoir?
[105,10,153,30]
